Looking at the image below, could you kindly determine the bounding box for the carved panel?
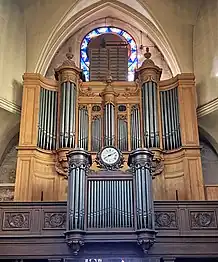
[155,211,178,229]
[3,212,30,230]
[44,212,66,229]
[190,211,217,229]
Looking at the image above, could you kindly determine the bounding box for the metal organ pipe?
[130,105,141,150]
[141,82,159,148]
[59,82,77,148]
[103,103,115,146]
[128,148,155,233]
[78,106,88,150]
[87,179,134,229]
[37,87,57,150]
[160,87,182,150]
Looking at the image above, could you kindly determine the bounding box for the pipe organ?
[15,48,205,202]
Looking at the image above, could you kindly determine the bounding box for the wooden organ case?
[14,48,205,202]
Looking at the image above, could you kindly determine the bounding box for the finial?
[66,47,74,60]
[106,70,113,84]
[144,47,151,59]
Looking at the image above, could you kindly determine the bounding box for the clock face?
[100,147,120,166]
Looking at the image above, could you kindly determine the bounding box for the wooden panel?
[205,185,218,200]
[186,157,205,200]
[19,85,40,146]
[32,173,56,201]
[152,173,166,200]
[178,81,199,146]
[14,158,32,201]
[164,158,187,200]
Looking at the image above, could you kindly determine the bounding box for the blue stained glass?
[110,27,122,34]
[80,27,138,81]
[97,27,108,33]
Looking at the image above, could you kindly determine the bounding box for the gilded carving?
[122,85,139,98]
[79,84,95,97]
[44,212,66,229]
[190,211,217,228]
[3,212,30,230]
[155,211,177,229]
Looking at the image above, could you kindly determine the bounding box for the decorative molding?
[0,98,21,115]
[155,211,177,229]
[3,212,30,230]
[197,98,218,118]
[190,211,217,229]
[44,212,66,229]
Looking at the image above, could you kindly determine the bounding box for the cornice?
[197,98,218,118]
[0,98,21,115]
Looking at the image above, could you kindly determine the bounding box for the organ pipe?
[91,115,102,152]
[117,115,128,151]
[141,81,159,148]
[59,82,77,148]
[128,148,155,231]
[130,105,141,150]
[78,105,89,150]
[136,48,162,150]
[37,87,58,150]
[87,179,134,228]
[67,149,92,231]
[54,49,81,149]
[160,87,181,150]
[104,103,115,146]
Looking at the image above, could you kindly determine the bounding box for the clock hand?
[104,152,117,159]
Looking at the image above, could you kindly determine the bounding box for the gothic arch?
[35,0,181,76]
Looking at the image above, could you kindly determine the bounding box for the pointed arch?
[34,0,181,76]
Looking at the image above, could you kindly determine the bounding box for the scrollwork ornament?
[4,212,30,229]
[79,84,95,97]
[190,212,216,228]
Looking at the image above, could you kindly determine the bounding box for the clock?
[96,146,124,170]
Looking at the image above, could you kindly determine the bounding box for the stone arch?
[35,0,181,77]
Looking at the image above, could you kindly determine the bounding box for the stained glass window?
[80,27,138,81]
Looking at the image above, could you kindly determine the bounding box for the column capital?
[67,148,92,172]
[128,147,154,168]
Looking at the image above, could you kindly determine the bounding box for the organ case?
[14,50,205,201]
